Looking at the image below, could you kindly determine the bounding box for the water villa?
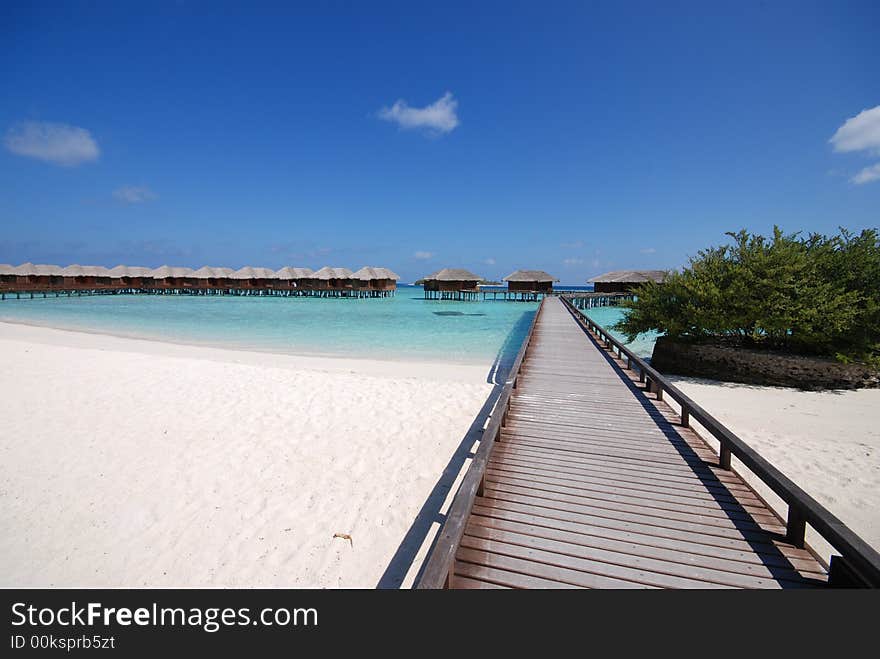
[421,268,483,300]
[589,269,666,293]
[352,267,400,297]
[502,269,559,300]
[0,263,399,299]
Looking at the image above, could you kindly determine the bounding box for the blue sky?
[1,1,878,283]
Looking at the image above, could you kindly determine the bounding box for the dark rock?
[651,336,880,390]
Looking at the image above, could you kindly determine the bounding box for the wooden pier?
[417,296,880,588]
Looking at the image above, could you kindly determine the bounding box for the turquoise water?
[0,286,662,364]
[578,305,661,359]
[0,285,538,366]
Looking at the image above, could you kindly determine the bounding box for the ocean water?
[0,285,661,364]
[0,285,538,367]
[578,305,661,359]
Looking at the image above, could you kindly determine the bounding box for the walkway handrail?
[559,295,880,587]
[416,298,546,588]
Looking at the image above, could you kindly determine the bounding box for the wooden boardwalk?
[436,297,830,589]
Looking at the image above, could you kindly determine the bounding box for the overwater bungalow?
[589,270,666,293]
[275,267,314,294]
[230,266,278,293]
[0,264,15,290]
[151,266,196,291]
[352,267,400,297]
[10,263,40,289]
[108,266,154,291]
[311,267,355,297]
[421,268,483,300]
[502,269,559,300]
[60,264,94,289]
[191,266,234,292]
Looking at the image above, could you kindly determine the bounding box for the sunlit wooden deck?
[422,297,831,588]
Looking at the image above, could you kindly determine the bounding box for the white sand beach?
[667,376,880,561]
[0,322,494,588]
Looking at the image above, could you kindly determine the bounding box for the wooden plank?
[471,502,826,577]
[456,546,654,589]
[454,561,580,589]
[449,574,510,589]
[485,462,767,510]
[468,513,822,586]
[459,534,733,589]
[481,486,787,542]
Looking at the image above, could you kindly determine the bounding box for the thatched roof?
[191,266,233,278]
[422,268,482,281]
[12,263,38,275]
[275,267,314,279]
[0,264,15,275]
[589,270,667,284]
[231,266,277,279]
[352,266,400,281]
[108,265,151,277]
[61,264,87,276]
[311,266,354,280]
[503,269,559,283]
[36,264,65,276]
[151,265,195,278]
[108,265,131,277]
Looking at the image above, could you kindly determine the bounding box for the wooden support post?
[786,506,806,548]
[719,444,732,470]
[680,407,689,427]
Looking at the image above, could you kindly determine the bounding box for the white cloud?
[413,251,433,260]
[379,92,459,135]
[852,162,880,185]
[830,105,880,154]
[640,247,656,254]
[4,120,99,166]
[561,240,584,249]
[562,258,584,266]
[484,258,496,265]
[113,185,157,204]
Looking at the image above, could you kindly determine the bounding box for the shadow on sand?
[375,309,537,588]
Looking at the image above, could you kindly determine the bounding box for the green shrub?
[614,227,880,364]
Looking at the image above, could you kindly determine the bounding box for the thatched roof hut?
[589,270,666,293]
[352,267,400,294]
[421,268,483,299]
[503,269,559,294]
[310,267,354,293]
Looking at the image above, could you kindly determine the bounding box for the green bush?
[614,227,880,365]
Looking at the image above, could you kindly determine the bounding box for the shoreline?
[0,320,496,382]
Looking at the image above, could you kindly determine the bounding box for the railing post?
[786,506,807,548]
[680,406,690,427]
[719,443,732,470]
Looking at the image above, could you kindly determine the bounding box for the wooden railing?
[558,295,880,588]
[416,298,546,588]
